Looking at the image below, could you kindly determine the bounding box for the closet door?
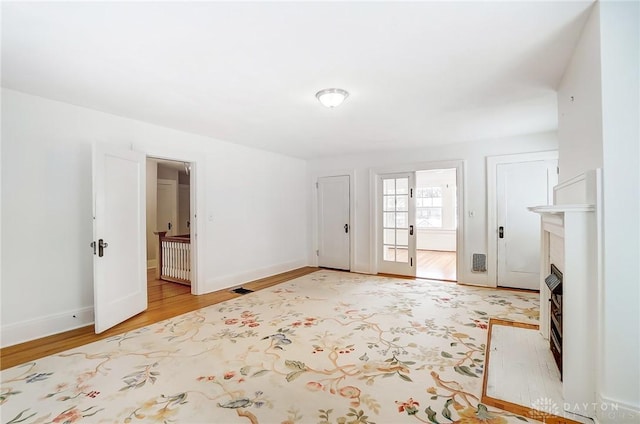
[317,175,350,270]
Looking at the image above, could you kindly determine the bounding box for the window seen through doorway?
[416,187,442,228]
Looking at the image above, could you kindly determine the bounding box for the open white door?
[496,160,557,289]
[317,175,350,270]
[93,144,147,333]
[378,173,416,276]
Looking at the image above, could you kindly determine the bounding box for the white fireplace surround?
[529,170,600,419]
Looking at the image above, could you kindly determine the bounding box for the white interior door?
[157,179,177,236]
[317,175,350,270]
[497,160,557,289]
[93,144,147,333]
[178,184,190,235]
[378,173,416,276]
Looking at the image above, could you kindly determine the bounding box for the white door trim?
[310,170,356,271]
[139,145,202,296]
[370,160,465,278]
[486,151,558,288]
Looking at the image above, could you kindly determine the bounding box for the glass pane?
[396,229,408,246]
[383,246,395,261]
[384,212,396,228]
[396,212,408,228]
[383,179,395,195]
[396,195,408,211]
[396,247,409,263]
[383,229,396,245]
[383,195,395,211]
[433,198,442,207]
[396,178,408,194]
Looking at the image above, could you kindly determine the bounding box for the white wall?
[599,1,640,419]
[308,132,558,285]
[0,88,308,346]
[557,2,640,420]
[557,5,603,182]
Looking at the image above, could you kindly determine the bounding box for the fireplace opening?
[545,264,563,378]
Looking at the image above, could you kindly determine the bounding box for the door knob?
[98,239,108,257]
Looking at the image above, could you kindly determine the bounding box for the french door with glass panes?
[379,172,416,276]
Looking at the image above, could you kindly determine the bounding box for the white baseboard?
[595,394,640,423]
[147,259,157,269]
[1,306,94,348]
[203,259,309,294]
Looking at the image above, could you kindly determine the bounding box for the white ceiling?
[1,1,593,159]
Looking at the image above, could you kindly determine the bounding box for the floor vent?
[472,253,487,272]
[231,287,254,295]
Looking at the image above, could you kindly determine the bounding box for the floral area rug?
[1,270,540,424]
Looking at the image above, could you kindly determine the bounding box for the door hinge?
[557,166,560,174]
[315,182,319,189]
[411,257,413,267]
[316,249,319,256]
[410,188,413,198]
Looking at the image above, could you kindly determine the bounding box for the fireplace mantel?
[528,204,595,214]
[529,203,597,418]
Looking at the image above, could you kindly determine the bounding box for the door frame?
[142,146,202,296]
[370,160,465,278]
[486,151,558,288]
[311,170,356,271]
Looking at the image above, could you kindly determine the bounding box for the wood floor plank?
[0,267,318,370]
[416,249,457,281]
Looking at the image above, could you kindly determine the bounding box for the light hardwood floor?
[417,249,457,281]
[0,267,318,371]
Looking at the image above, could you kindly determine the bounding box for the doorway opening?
[146,158,194,302]
[415,169,457,281]
[375,160,463,281]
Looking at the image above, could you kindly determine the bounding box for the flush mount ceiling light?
[316,88,349,108]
